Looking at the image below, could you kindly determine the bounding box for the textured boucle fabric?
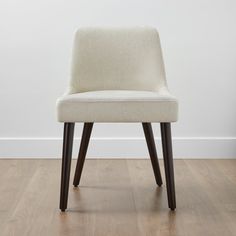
[57,27,178,122]
[69,27,167,93]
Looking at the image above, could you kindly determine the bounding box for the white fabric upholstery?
[57,27,178,122]
[57,90,178,122]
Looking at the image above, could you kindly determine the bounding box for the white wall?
[0,0,236,158]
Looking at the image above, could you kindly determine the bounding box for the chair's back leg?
[60,122,75,212]
[142,123,163,186]
[160,122,176,210]
[73,123,93,187]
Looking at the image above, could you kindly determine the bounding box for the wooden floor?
[0,159,236,236]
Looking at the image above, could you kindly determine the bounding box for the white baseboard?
[0,137,236,159]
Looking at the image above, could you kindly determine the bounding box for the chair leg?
[60,122,75,212]
[73,123,93,187]
[142,123,163,186]
[160,123,176,210]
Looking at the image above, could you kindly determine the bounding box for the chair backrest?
[69,27,167,93]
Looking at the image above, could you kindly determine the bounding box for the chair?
[56,27,178,211]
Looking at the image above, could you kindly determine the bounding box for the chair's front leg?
[60,122,75,212]
[160,123,176,210]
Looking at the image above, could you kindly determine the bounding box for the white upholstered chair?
[57,27,178,211]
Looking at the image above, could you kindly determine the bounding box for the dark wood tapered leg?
[142,123,163,186]
[73,123,93,187]
[160,123,176,210]
[60,122,75,212]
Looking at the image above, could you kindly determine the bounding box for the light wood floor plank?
[0,160,40,232]
[185,160,236,236]
[0,159,236,236]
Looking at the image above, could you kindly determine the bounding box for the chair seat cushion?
[57,90,178,122]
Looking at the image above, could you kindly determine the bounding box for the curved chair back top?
[69,27,167,93]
